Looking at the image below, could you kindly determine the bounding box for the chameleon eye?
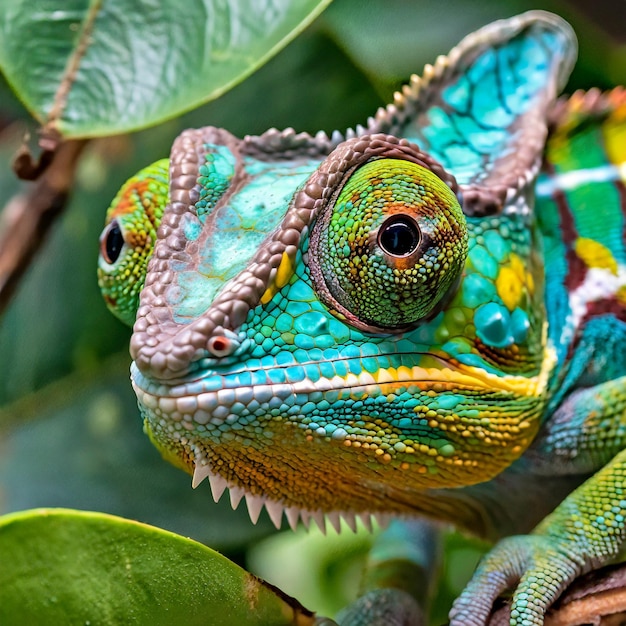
[377,216,421,257]
[100,220,125,265]
[97,158,169,327]
[310,157,468,332]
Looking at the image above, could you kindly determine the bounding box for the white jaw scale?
[192,461,391,534]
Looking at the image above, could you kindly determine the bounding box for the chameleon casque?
[97,11,626,626]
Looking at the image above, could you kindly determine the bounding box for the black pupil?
[378,217,420,256]
[105,221,124,264]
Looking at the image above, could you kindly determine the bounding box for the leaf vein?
[44,0,104,135]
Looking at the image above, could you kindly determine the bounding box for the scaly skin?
[97,11,626,626]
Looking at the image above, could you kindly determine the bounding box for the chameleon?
[97,10,626,626]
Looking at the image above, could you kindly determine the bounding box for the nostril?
[208,335,234,357]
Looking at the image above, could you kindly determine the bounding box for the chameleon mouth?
[190,459,393,533]
[134,350,550,506]
[131,352,545,419]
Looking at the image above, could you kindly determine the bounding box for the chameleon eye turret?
[309,146,467,333]
[97,159,168,326]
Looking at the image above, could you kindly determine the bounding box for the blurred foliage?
[0,0,624,623]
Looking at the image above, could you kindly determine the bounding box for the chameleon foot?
[449,535,580,626]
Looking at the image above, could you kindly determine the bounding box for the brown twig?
[0,139,88,313]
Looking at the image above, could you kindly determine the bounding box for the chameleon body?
[98,12,626,626]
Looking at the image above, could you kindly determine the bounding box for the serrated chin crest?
[192,460,389,533]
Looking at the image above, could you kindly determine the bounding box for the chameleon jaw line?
[191,458,390,534]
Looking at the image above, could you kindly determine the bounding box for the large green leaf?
[0,508,316,625]
[0,0,332,139]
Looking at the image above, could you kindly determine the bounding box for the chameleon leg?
[336,518,440,626]
[529,374,626,475]
[450,377,626,626]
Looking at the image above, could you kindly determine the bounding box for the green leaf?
[0,508,316,626]
[0,0,333,139]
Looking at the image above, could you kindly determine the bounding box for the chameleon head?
[99,128,549,527]
[98,10,578,526]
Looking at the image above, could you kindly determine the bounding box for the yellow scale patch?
[373,358,549,398]
[260,251,296,304]
[575,237,618,274]
[495,253,533,310]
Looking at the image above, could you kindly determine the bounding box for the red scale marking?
[582,297,626,325]
[542,160,588,292]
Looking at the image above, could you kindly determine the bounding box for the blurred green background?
[0,1,624,623]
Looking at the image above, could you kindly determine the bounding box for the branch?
[0,138,88,314]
